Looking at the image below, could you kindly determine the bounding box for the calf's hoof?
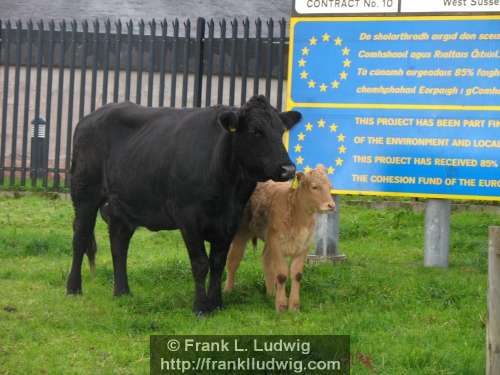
[276,303,288,313]
[289,303,300,312]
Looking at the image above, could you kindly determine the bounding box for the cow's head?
[217,95,301,182]
[295,165,335,213]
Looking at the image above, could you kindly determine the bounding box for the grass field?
[0,194,497,374]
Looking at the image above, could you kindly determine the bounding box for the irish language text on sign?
[288,107,500,199]
[289,18,500,107]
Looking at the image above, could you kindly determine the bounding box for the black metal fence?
[0,17,289,190]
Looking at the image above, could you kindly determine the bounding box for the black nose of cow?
[280,164,296,180]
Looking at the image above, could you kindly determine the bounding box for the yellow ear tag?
[229,127,236,133]
[291,176,299,190]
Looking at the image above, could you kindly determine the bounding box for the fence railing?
[0,17,290,190]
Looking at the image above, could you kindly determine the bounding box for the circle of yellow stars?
[298,33,351,93]
[294,118,347,175]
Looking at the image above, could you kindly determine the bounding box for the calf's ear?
[217,111,239,133]
[279,111,302,130]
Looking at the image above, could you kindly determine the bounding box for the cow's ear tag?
[291,176,299,190]
[229,126,237,133]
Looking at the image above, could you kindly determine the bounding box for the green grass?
[0,194,497,374]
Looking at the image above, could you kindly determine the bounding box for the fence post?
[424,199,450,267]
[193,17,205,108]
[312,195,346,262]
[487,226,500,375]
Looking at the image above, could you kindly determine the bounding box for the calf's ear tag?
[291,176,299,190]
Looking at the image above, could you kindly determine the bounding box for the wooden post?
[487,226,500,375]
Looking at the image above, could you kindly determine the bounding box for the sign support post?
[424,199,451,268]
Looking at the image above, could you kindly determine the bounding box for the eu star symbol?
[294,144,302,153]
[340,71,348,80]
[317,119,326,128]
[343,59,351,68]
[308,80,316,88]
[338,145,347,154]
[309,36,318,46]
[327,166,335,175]
[342,47,350,56]
[304,166,313,174]
[296,156,304,165]
[330,123,338,132]
[331,80,340,89]
[319,83,327,92]
[305,122,313,131]
[298,132,305,141]
[300,71,309,79]
[322,33,330,42]
[336,158,344,166]
[298,58,306,67]
[302,47,310,56]
[334,37,342,46]
[337,133,346,142]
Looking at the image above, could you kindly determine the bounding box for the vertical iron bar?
[147,19,156,107]
[181,19,190,108]
[54,20,66,188]
[228,19,237,106]
[205,19,214,107]
[79,20,88,120]
[0,21,11,186]
[240,18,249,105]
[136,19,145,104]
[43,20,55,187]
[31,20,44,187]
[90,19,99,112]
[65,20,77,187]
[125,20,133,101]
[265,19,273,101]
[253,18,262,96]
[192,17,205,108]
[158,19,167,107]
[276,18,286,111]
[102,19,111,105]
[217,19,226,105]
[113,20,122,103]
[170,19,179,107]
[21,20,33,186]
[9,20,22,186]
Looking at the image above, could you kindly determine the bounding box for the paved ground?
[0,0,291,24]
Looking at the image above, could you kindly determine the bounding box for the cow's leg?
[224,231,250,293]
[108,218,134,296]
[288,254,306,311]
[67,198,100,294]
[208,240,231,310]
[262,244,275,296]
[181,229,210,315]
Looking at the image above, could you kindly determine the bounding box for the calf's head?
[295,165,335,213]
[217,95,301,182]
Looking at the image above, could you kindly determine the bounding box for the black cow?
[66,95,301,315]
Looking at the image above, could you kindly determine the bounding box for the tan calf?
[224,165,335,312]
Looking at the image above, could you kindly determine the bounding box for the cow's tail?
[87,234,97,275]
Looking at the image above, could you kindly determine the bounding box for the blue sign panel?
[287,16,500,200]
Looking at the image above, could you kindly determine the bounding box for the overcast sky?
[0,0,292,24]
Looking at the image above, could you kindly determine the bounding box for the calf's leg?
[108,218,134,296]
[181,228,210,316]
[288,254,306,311]
[67,198,100,295]
[262,244,275,296]
[224,231,250,292]
[269,241,289,313]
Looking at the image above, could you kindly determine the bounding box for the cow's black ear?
[217,111,239,133]
[279,111,302,130]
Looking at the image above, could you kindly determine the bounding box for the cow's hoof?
[66,287,82,295]
[113,288,131,297]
